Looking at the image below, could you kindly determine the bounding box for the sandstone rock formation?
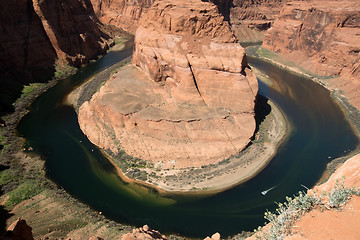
[204,232,221,240]
[7,218,34,240]
[230,0,285,41]
[88,0,233,34]
[90,0,154,33]
[0,0,112,113]
[121,225,167,240]
[262,0,360,109]
[89,0,285,41]
[79,0,258,170]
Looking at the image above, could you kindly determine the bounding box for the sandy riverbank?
[68,62,288,193]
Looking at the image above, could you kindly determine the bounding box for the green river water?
[17,43,359,238]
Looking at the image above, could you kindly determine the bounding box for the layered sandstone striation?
[230,0,285,41]
[262,0,360,109]
[88,0,285,41]
[88,0,234,34]
[79,0,258,170]
[0,0,112,113]
[90,0,154,33]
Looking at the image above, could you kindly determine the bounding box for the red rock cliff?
[262,0,360,109]
[90,0,154,33]
[230,0,285,41]
[0,0,112,113]
[130,0,258,166]
[89,0,285,41]
[79,0,258,169]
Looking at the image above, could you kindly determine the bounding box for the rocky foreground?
[79,0,258,171]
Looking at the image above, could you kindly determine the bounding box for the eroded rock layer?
[263,0,360,109]
[89,0,285,41]
[90,0,154,33]
[79,0,258,169]
[230,0,285,41]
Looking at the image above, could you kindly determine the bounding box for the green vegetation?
[0,169,15,186]
[327,179,360,208]
[256,47,279,60]
[13,83,46,106]
[56,218,88,233]
[4,180,44,209]
[21,83,46,96]
[254,179,360,240]
[0,128,5,146]
[54,62,77,79]
[255,47,335,80]
[114,37,127,45]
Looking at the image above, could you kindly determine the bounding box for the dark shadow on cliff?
[0,0,57,117]
[35,0,112,67]
[0,69,54,119]
[0,164,14,235]
[201,0,233,22]
[253,94,272,139]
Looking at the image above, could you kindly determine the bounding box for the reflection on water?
[17,44,359,238]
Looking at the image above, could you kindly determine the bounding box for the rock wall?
[132,0,258,159]
[79,0,258,169]
[262,0,360,109]
[88,0,231,33]
[0,0,112,113]
[90,0,154,33]
[89,0,285,41]
[230,0,285,41]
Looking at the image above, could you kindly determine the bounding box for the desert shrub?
[254,179,360,240]
[0,169,15,186]
[327,179,359,208]
[4,180,43,209]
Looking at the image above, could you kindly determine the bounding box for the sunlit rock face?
[90,0,155,33]
[79,0,258,169]
[263,0,360,109]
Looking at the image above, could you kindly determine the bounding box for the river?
[17,43,359,238]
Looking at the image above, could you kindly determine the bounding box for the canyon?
[89,0,285,41]
[1,0,360,239]
[262,0,360,110]
[75,0,360,238]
